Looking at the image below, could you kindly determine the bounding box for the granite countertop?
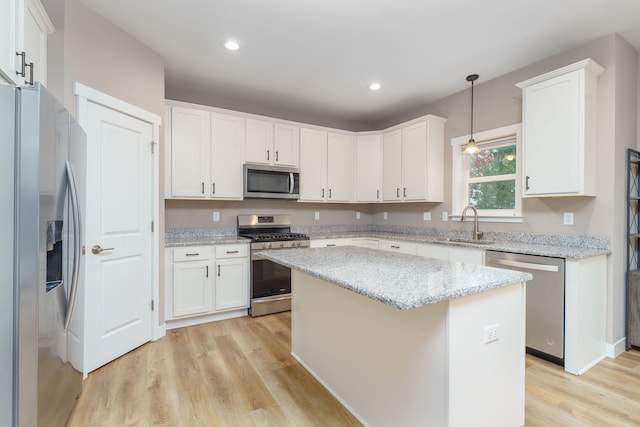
[164,226,611,260]
[303,230,610,260]
[258,246,532,310]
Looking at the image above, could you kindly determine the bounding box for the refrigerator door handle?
[64,160,81,331]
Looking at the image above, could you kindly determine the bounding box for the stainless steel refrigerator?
[0,83,86,427]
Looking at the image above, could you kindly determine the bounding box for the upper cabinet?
[516,59,604,197]
[166,105,244,200]
[245,118,299,167]
[382,117,445,202]
[356,134,382,202]
[299,129,354,202]
[1,0,53,86]
[165,100,445,204]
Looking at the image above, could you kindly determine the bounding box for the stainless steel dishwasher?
[486,251,565,365]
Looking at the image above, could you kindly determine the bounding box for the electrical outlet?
[423,212,431,221]
[356,211,361,220]
[484,324,500,344]
[314,211,320,221]
[212,211,220,222]
[442,212,448,221]
[563,212,574,225]
[383,212,388,220]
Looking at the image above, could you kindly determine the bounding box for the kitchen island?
[258,246,532,427]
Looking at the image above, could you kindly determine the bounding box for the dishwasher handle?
[490,258,559,272]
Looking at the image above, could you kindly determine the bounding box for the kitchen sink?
[439,238,495,245]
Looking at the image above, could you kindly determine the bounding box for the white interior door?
[84,101,153,373]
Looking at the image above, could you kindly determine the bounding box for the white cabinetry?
[327,132,355,202]
[382,117,445,202]
[165,243,249,328]
[310,238,353,248]
[416,243,485,265]
[171,246,213,317]
[516,59,604,197]
[379,240,416,255]
[210,113,245,199]
[166,106,244,200]
[356,134,382,202]
[246,119,299,167]
[1,0,52,86]
[214,244,249,311]
[299,129,354,202]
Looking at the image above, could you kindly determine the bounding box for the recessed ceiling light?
[369,82,381,91]
[225,40,240,51]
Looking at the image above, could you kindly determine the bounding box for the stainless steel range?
[238,214,310,317]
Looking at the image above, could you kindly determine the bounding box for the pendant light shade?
[463,74,480,155]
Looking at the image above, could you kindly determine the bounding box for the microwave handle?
[289,172,294,194]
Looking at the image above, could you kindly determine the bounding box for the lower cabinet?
[166,243,249,327]
[416,243,485,265]
[379,240,417,255]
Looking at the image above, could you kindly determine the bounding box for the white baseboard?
[605,337,627,358]
[165,308,248,330]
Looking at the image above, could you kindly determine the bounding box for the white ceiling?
[80,0,640,128]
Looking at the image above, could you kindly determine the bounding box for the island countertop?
[258,246,532,310]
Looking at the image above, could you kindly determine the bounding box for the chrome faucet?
[461,205,483,241]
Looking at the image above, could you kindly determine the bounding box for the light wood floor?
[68,312,640,427]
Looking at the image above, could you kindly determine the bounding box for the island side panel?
[564,255,607,375]
[291,270,448,427]
[447,282,526,427]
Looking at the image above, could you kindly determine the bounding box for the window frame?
[451,123,523,222]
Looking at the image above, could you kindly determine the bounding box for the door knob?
[91,245,114,254]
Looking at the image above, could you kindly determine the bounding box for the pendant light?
[463,74,480,155]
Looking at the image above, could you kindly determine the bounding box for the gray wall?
[42,0,167,323]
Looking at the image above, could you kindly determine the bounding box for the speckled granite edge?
[259,246,532,309]
[165,228,249,247]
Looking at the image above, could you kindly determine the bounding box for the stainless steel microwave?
[243,164,300,200]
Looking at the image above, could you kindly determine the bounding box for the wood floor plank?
[68,313,640,427]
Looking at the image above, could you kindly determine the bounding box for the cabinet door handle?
[275,151,279,162]
[403,187,407,198]
[267,150,270,161]
[15,52,26,77]
[25,62,34,86]
[326,244,336,247]
[391,245,400,249]
[218,265,221,277]
[226,250,239,254]
[377,189,380,200]
[329,189,332,198]
[185,252,200,256]
[206,265,209,278]
[321,188,325,198]
[201,182,205,194]
[525,176,530,190]
[212,183,216,194]
[396,188,400,198]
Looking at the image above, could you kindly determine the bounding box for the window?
[451,124,522,221]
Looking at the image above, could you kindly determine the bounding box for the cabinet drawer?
[173,246,211,262]
[380,240,416,255]
[215,244,249,259]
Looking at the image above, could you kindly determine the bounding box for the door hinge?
[151,220,154,232]
[151,300,155,311]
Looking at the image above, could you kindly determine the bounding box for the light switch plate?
[423,212,431,221]
[442,212,448,221]
[314,211,320,220]
[356,211,361,219]
[383,212,388,220]
[212,211,220,222]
